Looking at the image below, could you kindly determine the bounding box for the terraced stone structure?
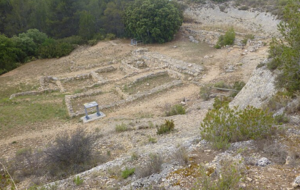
[10,46,203,118]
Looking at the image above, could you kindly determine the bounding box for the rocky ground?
[1,1,300,190]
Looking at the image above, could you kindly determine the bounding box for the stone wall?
[65,80,183,117]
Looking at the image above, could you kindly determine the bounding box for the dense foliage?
[268,0,300,94]
[0,0,183,75]
[124,0,183,43]
[0,29,76,75]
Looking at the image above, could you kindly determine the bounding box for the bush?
[215,27,235,49]
[200,105,275,150]
[0,34,23,74]
[45,129,96,177]
[200,85,212,101]
[59,36,85,45]
[157,120,175,135]
[73,176,84,186]
[212,96,231,110]
[39,38,74,58]
[267,0,300,93]
[121,168,135,179]
[166,104,186,116]
[230,81,245,97]
[105,33,116,40]
[124,0,183,43]
[136,154,163,178]
[214,81,229,88]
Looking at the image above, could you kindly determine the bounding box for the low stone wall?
[70,61,114,72]
[60,73,92,83]
[94,66,117,74]
[10,88,59,99]
[65,89,103,117]
[66,80,183,117]
[144,52,204,77]
[40,76,58,90]
[133,71,168,83]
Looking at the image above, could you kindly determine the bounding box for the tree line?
[0,0,134,39]
[0,0,183,75]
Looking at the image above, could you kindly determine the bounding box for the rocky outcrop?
[229,67,276,109]
[184,4,280,38]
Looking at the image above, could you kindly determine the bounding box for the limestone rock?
[229,67,276,109]
[292,176,300,188]
[257,157,271,167]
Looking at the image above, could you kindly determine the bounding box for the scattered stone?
[257,157,271,167]
[292,176,300,188]
[247,177,253,182]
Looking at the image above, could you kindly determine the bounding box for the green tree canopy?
[124,0,183,43]
[269,0,300,93]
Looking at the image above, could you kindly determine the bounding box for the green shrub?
[200,85,212,101]
[213,96,231,110]
[148,136,157,143]
[230,81,245,97]
[59,35,85,45]
[166,104,186,116]
[213,81,229,88]
[73,176,84,186]
[105,33,116,40]
[200,105,275,150]
[157,120,175,135]
[39,38,74,58]
[121,168,135,179]
[115,123,129,132]
[88,39,98,46]
[215,27,235,48]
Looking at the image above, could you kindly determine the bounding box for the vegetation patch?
[157,120,175,135]
[214,27,235,49]
[268,0,300,94]
[201,105,275,150]
[0,94,68,130]
[165,104,186,116]
[115,123,130,132]
[124,0,183,43]
[121,168,135,179]
[200,85,212,101]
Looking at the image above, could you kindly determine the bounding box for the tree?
[0,34,23,74]
[47,0,80,38]
[124,0,183,43]
[79,10,96,40]
[269,0,300,93]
